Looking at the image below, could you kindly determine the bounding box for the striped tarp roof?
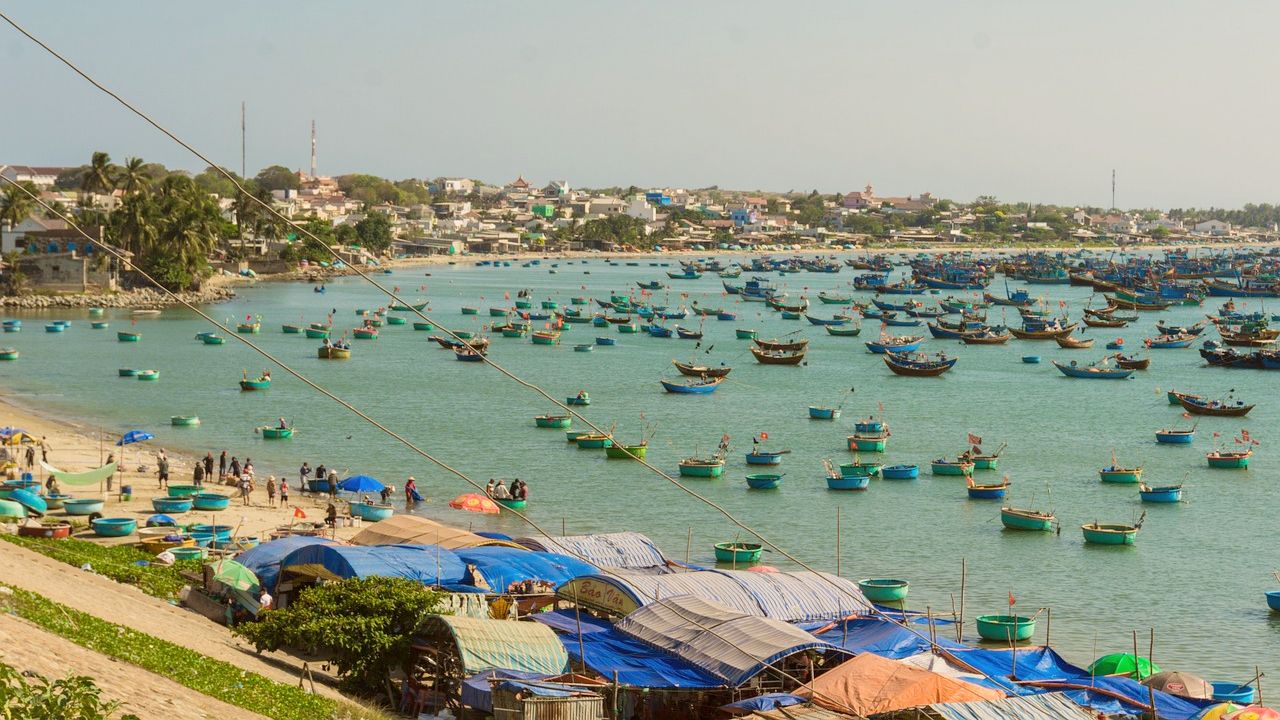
[420,615,570,676]
[517,532,672,572]
[929,691,1095,720]
[615,595,846,686]
[569,569,870,622]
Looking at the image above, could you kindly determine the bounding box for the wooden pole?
[561,517,566,536]
[1256,665,1263,705]
[1133,630,1141,679]
[957,558,966,642]
[573,585,587,673]
[685,527,691,565]
[1045,607,1052,647]
[612,670,620,719]
[836,506,842,577]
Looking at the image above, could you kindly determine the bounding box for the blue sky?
[3,1,1277,208]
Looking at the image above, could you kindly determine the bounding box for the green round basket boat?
[858,578,910,604]
[169,546,207,561]
[136,370,160,381]
[171,415,200,426]
[974,614,1037,642]
[495,497,527,511]
[714,542,762,564]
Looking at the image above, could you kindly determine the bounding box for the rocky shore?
[0,285,236,309]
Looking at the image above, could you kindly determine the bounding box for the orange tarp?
[797,652,1004,716]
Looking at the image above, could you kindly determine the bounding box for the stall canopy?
[927,692,1097,720]
[38,461,117,487]
[461,670,546,713]
[557,569,870,621]
[615,595,849,687]
[418,615,570,676]
[235,536,336,591]
[816,616,967,659]
[517,531,679,574]
[278,543,466,586]
[350,515,522,549]
[450,547,597,594]
[796,652,1004,716]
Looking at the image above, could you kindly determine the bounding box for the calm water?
[2,255,1276,680]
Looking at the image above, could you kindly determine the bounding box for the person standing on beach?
[193,462,205,487]
[228,457,241,481]
[266,476,277,506]
[239,472,253,505]
[218,450,227,480]
[39,436,50,463]
[23,444,34,470]
[156,450,170,489]
[203,452,214,481]
[279,478,289,507]
[299,462,311,491]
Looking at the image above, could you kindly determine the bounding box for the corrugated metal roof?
[518,532,672,572]
[929,691,1095,720]
[566,570,870,622]
[615,595,846,687]
[739,705,860,719]
[421,616,570,676]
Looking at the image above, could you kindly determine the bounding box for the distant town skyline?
[3,1,1278,210]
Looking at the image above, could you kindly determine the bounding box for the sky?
[2,1,1278,209]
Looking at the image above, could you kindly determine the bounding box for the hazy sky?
[3,2,1278,209]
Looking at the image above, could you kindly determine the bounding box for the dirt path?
[0,541,347,702]
[0,613,267,720]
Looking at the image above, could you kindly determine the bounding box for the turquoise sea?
[1,255,1276,681]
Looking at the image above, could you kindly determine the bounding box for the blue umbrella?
[116,430,155,446]
[145,514,177,527]
[338,475,385,493]
[0,427,29,438]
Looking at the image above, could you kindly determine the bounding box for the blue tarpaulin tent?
[461,670,546,713]
[278,544,466,586]
[533,610,724,688]
[452,547,597,593]
[235,536,337,591]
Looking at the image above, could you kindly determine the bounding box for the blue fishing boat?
[660,377,724,394]
[1268,590,1280,612]
[745,473,783,489]
[853,418,885,434]
[717,311,736,321]
[1155,427,1195,444]
[865,336,925,354]
[966,477,1009,499]
[824,459,870,490]
[1138,483,1183,503]
[595,336,617,346]
[808,407,841,420]
[648,325,673,338]
[883,316,923,327]
[1146,334,1195,349]
[350,501,395,521]
[1052,359,1134,379]
[881,464,919,480]
[745,450,789,466]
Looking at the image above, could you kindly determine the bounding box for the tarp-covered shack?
[557,569,871,621]
[796,652,1004,716]
[408,616,570,715]
[278,543,466,585]
[234,535,336,592]
[351,515,522,549]
[518,531,681,574]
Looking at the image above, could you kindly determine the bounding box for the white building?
[1192,219,1232,236]
[625,197,657,222]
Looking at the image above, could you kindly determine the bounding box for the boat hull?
[679,460,724,477]
[745,474,782,489]
[975,615,1036,642]
[1155,430,1194,444]
[808,407,841,420]
[881,465,919,480]
[714,542,763,563]
[350,502,395,521]
[1001,508,1054,531]
[604,444,647,459]
[931,461,974,476]
[827,475,870,490]
[858,578,909,603]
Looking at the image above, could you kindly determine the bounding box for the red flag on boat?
[967,433,982,446]
[1241,429,1251,441]
[759,432,769,440]
[293,507,306,519]
[1008,591,1016,607]
[1213,432,1221,438]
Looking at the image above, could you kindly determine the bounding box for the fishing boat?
[675,326,703,340]
[412,322,434,331]
[1099,453,1143,483]
[349,502,395,522]
[1055,334,1095,349]
[1114,353,1150,370]
[0,348,18,361]
[454,347,485,361]
[44,323,66,333]
[1206,449,1252,469]
[573,344,593,352]
[461,306,480,315]
[170,415,200,426]
[239,375,272,391]
[666,269,701,280]
[673,360,732,378]
[259,426,293,439]
[808,406,841,420]
[931,458,974,476]
[1000,507,1056,531]
[1155,426,1195,444]
[236,322,261,334]
[305,326,330,339]
[754,338,809,352]
[136,370,160,381]
[1138,483,1183,503]
[1052,359,1134,379]
[575,433,613,449]
[750,346,806,365]
[494,497,526,511]
[353,327,378,339]
[118,368,140,377]
[735,328,759,339]
[1082,513,1145,545]
[117,331,141,342]
[91,321,109,329]
[618,323,639,334]
[960,328,1013,345]
[1176,393,1254,417]
[1084,316,1128,328]
[595,336,616,346]
[883,351,957,376]
[566,393,590,406]
[389,301,428,311]
[317,345,351,359]
[679,457,725,477]
[717,311,737,321]
[534,414,571,429]
[745,473,783,489]
[282,324,302,334]
[864,335,925,354]
[604,442,648,459]
[386,316,407,326]
[966,476,1009,499]
[847,434,888,452]
[715,542,763,562]
[818,291,852,304]
[858,578,909,604]
[745,450,789,466]
[1010,323,1077,340]
[825,460,870,490]
[530,330,560,345]
[825,325,863,337]
[881,464,919,480]
[1146,334,1195,349]
[660,377,724,394]
[1022,355,1041,363]
[971,443,1006,470]
[975,615,1037,642]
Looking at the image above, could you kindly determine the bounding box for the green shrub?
[0,535,201,599]
[0,661,139,720]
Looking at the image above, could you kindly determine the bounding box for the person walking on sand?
[39,436,50,463]
[239,472,253,506]
[24,444,34,470]
[299,462,311,490]
[266,475,277,506]
[156,450,170,489]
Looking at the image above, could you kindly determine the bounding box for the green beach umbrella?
[212,560,260,592]
[1088,652,1161,679]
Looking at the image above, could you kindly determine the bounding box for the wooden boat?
[1052,359,1134,379]
[975,615,1037,642]
[575,433,613,449]
[618,323,639,334]
[971,443,1005,470]
[353,327,378,339]
[282,324,302,334]
[44,323,67,333]
[1055,334,1095,349]
[1084,316,1128,328]
[1000,507,1055,531]
[494,497,526,511]
[1155,427,1195,444]
[1105,295,1173,311]
[754,337,809,352]
[239,376,271,391]
[349,502,395,522]
[858,578,909,603]
[0,348,18,361]
[1177,394,1254,417]
[673,360,732,378]
[565,394,590,406]
[534,414,571,429]
[573,344,594,352]
[826,462,870,490]
[1010,323,1077,340]
[260,426,293,439]
[960,329,1013,345]
[1146,333,1195,349]
[1114,354,1150,370]
[304,326,330,339]
[531,330,560,345]
[883,351,957,376]
[679,457,725,477]
[825,325,863,337]
[605,443,648,459]
[808,406,841,420]
[91,321,109,329]
[1099,459,1143,483]
[735,328,759,339]
[847,434,888,452]
[236,322,261,334]
[1138,483,1183,503]
[660,377,724,394]
[317,345,351,359]
[389,301,428,311]
[745,473,783,489]
[1082,514,1144,545]
[864,335,925,354]
[386,316,407,326]
[461,306,480,315]
[136,370,160,381]
[595,336,617,346]
[745,450,789,465]
[454,347,485,361]
[881,464,919,480]
[931,458,974,476]
[117,331,141,342]
[750,346,806,365]
[171,415,200,426]
[1206,449,1251,469]
[118,368,140,377]
[715,542,763,562]
[818,291,852,304]
[412,322,434,331]
[675,326,704,340]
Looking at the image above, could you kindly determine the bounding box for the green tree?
[354,212,393,252]
[1149,226,1171,240]
[254,165,299,191]
[0,662,139,720]
[233,577,445,692]
[0,181,37,232]
[81,151,117,199]
[116,157,151,195]
[108,175,222,289]
[193,166,241,198]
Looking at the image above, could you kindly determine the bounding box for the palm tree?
[117,157,151,195]
[0,181,37,233]
[80,151,117,206]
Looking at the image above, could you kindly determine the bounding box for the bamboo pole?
[1133,630,1141,679]
[1256,666,1263,705]
[1045,607,1052,647]
[1148,628,1159,720]
[836,506,842,577]
[685,527,691,565]
[957,558,966,642]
